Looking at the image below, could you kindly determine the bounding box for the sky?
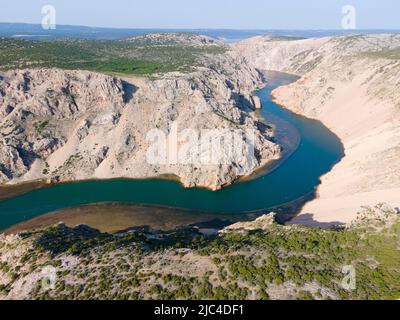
[0,0,399,30]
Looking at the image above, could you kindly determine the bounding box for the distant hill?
[1,22,399,42]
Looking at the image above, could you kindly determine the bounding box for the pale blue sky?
[0,0,399,29]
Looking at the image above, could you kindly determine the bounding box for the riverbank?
[1,205,399,300]
[0,72,343,232]
[0,112,299,202]
[0,180,48,201]
[2,190,315,235]
[234,34,400,226]
[2,203,232,235]
[272,57,400,226]
[240,103,301,182]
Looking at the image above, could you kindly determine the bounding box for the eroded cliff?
[0,45,280,190]
[234,34,400,224]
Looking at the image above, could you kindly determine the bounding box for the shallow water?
[0,72,344,230]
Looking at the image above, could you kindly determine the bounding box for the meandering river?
[0,72,344,231]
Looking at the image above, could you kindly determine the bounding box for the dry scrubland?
[0,33,400,300]
[0,205,399,300]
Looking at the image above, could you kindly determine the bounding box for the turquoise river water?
[0,72,344,230]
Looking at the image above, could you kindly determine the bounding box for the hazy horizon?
[0,0,399,30]
[2,22,400,32]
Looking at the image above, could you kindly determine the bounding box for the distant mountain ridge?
[1,22,399,42]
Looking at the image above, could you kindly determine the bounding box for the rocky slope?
[1,205,399,300]
[123,32,224,46]
[234,34,400,224]
[0,45,280,190]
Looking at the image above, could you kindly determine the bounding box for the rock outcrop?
[234,34,400,224]
[0,48,280,190]
[220,213,277,233]
[124,32,224,46]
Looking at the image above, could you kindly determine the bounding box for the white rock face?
[235,34,400,224]
[220,213,277,233]
[234,34,400,75]
[0,50,281,190]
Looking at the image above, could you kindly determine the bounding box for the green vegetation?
[34,121,50,135]
[364,48,400,60]
[42,162,50,175]
[0,37,226,76]
[0,206,399,300]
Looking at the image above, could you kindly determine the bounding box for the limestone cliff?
[234,34,400,224]
[0,48,280,190]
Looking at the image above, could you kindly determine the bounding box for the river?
[0,72,344,231]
